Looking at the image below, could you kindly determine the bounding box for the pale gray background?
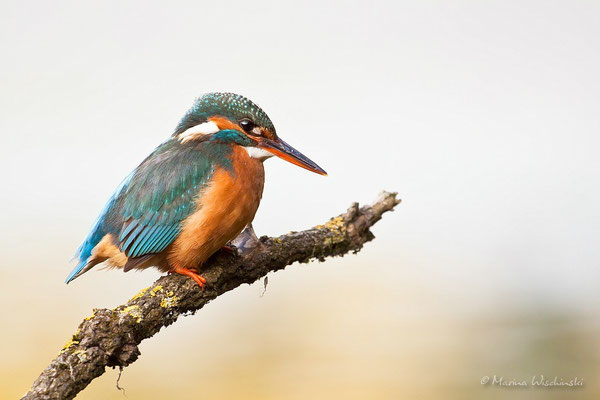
[1,1,599,399]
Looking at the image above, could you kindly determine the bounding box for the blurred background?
[2,1,600,399]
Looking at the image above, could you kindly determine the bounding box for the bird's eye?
[239,119,256,133]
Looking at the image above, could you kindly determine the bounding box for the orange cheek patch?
[208,116,243,132]
[208,115,264,143]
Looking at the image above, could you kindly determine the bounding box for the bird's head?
[173,92,326,175]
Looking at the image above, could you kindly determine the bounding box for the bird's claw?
[171,267,206,288]
[229,224,261,257]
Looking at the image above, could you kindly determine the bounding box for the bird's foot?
[172,267,206,288]
[230,224,261,257]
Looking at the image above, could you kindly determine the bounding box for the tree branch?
[23,191,401,400]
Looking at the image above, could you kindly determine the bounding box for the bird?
[66,92,326,287]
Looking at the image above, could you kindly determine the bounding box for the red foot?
[172,267,206,288]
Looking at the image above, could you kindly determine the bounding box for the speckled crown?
[174,92,276,136]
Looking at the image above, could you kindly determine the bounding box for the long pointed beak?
[260,138,327,175]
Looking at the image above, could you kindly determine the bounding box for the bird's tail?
[65,171,132,284]
[66,195,121,283]
[65,227,106,284]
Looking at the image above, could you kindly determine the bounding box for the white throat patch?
[244,146,274,161]
[177,121,220,143]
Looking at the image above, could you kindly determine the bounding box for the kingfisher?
[66,92,326,287]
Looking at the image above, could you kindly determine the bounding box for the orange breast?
[168,145,265,270]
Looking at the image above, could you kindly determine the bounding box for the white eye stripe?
[178,121,220,143]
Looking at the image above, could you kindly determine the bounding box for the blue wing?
[118,141,216,259]
[66,139,231,283]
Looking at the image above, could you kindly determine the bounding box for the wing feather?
[68,138,233,282]
[117,139,229,259]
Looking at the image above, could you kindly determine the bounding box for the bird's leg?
[171,266,206,288]
[229,223,261,256]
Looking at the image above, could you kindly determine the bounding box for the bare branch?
[22,191,401,400]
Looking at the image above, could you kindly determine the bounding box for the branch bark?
[23,191,400,400]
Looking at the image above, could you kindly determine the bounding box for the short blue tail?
[65,173,132,283]
[65,227,105,283]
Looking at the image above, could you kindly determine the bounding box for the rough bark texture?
[23,191,400,400]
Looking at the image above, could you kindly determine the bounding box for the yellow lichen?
[84,312,96,322]
[120,305,142,323]
[150,285,163,296]
[129,287,149,302]
[316,216,344,230]
[325,216,344,229]
[160,291,179,308]
[61,337,80,352]
[318,216,347,246]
